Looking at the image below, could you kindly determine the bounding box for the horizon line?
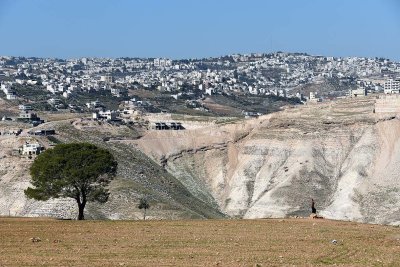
[0,50,398,62]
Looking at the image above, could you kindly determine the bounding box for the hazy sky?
[0,0,399,60]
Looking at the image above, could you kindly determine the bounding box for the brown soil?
[202,97,242,116]
[1,217,400,266]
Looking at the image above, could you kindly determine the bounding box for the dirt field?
[1,217,400,266]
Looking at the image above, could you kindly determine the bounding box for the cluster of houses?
[306,77,400,107]
[90,98,145,123]
[0,54,399,125]
[307,78,400,103]
[343,78,399,98]
[0,126,53,157]
[42,74,127,99]
[308,87,368,103]
[0,127,52,158]
[0,53,399,107]
[17,105,44,126]
[0,104,45,126]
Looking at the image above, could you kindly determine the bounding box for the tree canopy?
[25,143,117,220]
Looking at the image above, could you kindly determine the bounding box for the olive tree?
[25,143,117,220]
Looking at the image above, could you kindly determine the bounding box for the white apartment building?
[154,58,172,68]
[22,142,44,155]
[384,79,400,94]
[309,92,321,102]
[93,110,118,121]
[6,93,17,100]
[100,75,113,83]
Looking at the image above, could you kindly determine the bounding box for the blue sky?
[0,0,399,60]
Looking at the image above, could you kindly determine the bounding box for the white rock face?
[135,98,400,224]
[3,97,400,223]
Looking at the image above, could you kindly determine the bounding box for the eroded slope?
[135,97,400,224]
[0,119,225,220]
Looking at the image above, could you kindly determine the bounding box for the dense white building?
[154,58,172,68]
[22,142,44,155]
[309,92,321,102]
[93,110,118,121]
[100,75,113,83]
[384,79,400,94]
[6,92,17,100]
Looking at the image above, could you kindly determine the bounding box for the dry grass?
[40,112,90,122]
[1,217,400,266]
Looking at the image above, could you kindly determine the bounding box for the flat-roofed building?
[384,79,400,94]
[22,142,44,155]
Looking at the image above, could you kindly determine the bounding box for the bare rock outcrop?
[3,97,400,224]
[135,97,400,224]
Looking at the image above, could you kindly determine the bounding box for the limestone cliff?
[2,97,400,224]
[135,97,400,224]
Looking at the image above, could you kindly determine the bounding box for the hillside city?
[1,52,400,122]
[4,0,400,264]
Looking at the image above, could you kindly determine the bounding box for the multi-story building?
[22,142,44,155]
[19,111,38,120]
[309,92,321,102]
[100,75,113,83]
[93,110,118,121]
[384,79,400,94]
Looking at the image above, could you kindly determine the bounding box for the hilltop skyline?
[0,0,399,60]
[1,51,398,63]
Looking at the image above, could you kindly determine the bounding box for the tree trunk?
[143,208,146,220]
[77,201,86,220]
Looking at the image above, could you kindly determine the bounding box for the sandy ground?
[1,217,400,266]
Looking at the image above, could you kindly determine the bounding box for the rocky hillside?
[134,97,400,225]
[0,119,225,220]
[2,96,400,224]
